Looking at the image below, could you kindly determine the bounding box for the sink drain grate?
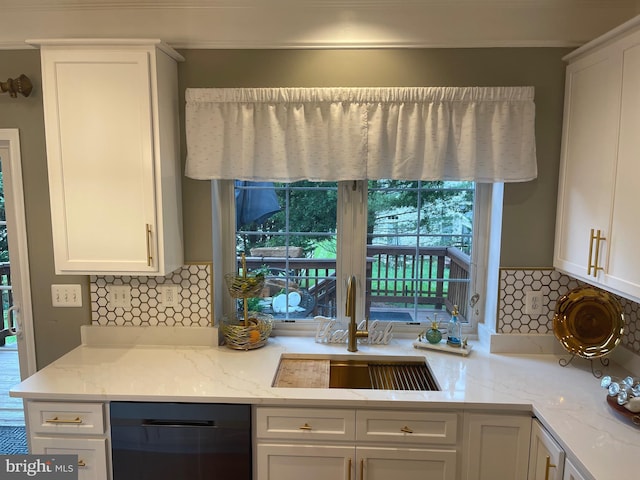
[368,363,439,391]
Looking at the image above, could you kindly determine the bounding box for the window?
[226,179,487,334]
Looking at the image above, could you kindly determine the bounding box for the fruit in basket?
[248,329,261,344]
[225,272,265,297]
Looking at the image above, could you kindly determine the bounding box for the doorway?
[0,129,36,426]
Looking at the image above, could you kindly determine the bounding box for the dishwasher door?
[110,402,251,480]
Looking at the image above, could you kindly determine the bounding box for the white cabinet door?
[357,446,457,480]
[528,420,565,480]
[256,444,353,480]
[554,44,622,283]
[31,437,108,480]
[37,40,183,275]
[462,412,532,480]
[563,459,587,480]
[604,39,640,299]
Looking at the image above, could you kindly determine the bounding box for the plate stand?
[558,354,609,378]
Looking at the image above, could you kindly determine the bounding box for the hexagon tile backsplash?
[90,264,212,327]
[498,268,640,355]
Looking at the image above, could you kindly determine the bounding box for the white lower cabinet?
[26,401,110,480]
[30,437,108,480]
[528,419,565,480]
[562,459,588,480]
[462,412,532,480]
[357,446,457,480]
[257,444,353,480]
[528,420,590,480]
[255,407,459,480]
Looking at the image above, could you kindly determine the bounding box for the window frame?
[212,179,501,338]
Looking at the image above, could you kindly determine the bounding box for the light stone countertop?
[10,326,640,479]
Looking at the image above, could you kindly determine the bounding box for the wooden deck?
[0,346,24,426]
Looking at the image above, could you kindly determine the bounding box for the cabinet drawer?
[356,409,458,445]
[28,402,105,435]
[31,436,108,480]
[256,407,356,441]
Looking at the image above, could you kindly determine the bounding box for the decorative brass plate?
[552,286,624,359]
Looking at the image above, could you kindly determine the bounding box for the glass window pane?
[235,181,338,320]
[366,180,474,324]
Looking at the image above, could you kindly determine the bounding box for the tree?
[236,180,474,256]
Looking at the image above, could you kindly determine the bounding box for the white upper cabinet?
[32,39,184,275]
[555,19,640,303]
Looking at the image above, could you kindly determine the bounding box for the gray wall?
[0,47,570,368]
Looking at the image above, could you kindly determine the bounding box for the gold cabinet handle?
[45,416,83,424]
[587,228,606,277]
[347,458,352,480]
[593,229,606,276]
[299,423,312,430]
[145,223,153,267]
[360,458,364,480]
[78,460,86,468]
[544,455,557,480]
[587,228,595,276]
[400,425,413,434]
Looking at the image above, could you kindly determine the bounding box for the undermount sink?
[273,354,440,391]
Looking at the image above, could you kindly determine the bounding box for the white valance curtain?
[185,87,537,182]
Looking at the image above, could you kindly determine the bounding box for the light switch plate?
[51,284,82,307]
[108,285,132,309]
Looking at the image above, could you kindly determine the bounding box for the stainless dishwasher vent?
[368,362,439,391]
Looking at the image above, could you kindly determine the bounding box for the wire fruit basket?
[222,254,271,350]
[222,315,273,350]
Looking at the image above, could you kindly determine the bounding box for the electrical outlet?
[159,285,180,308]
[108,285,132,309]
[525,291,543,316]
[51,284,82,307]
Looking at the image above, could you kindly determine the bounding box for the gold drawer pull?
[347,458,352,480]
[360,458,364,480]
[78,460,86,468]
[544,456,557,480]
[45,416,83,424]
[400,425,413,434]
[299,423,312,430]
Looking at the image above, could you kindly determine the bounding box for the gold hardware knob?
[299,423,312,430]
[347,458,352,480]
[544,455,557,480]
[78,460,86,468]
[400,425,413,434]
[45,416,83,424]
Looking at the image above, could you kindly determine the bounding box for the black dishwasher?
[110,402,251,480]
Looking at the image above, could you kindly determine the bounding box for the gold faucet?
[346,275,368,352]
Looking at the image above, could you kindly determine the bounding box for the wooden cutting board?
[272,358,330,388]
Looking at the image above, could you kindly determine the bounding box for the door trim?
[0,129,37,378]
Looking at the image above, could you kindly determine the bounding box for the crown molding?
[0,1,637,50]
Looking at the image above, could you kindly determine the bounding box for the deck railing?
[242,245,471,321]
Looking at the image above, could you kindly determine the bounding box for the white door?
[528,419,565,480]
[256,444,353,480]
[0,129,37,422]
[357,446,457,480]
